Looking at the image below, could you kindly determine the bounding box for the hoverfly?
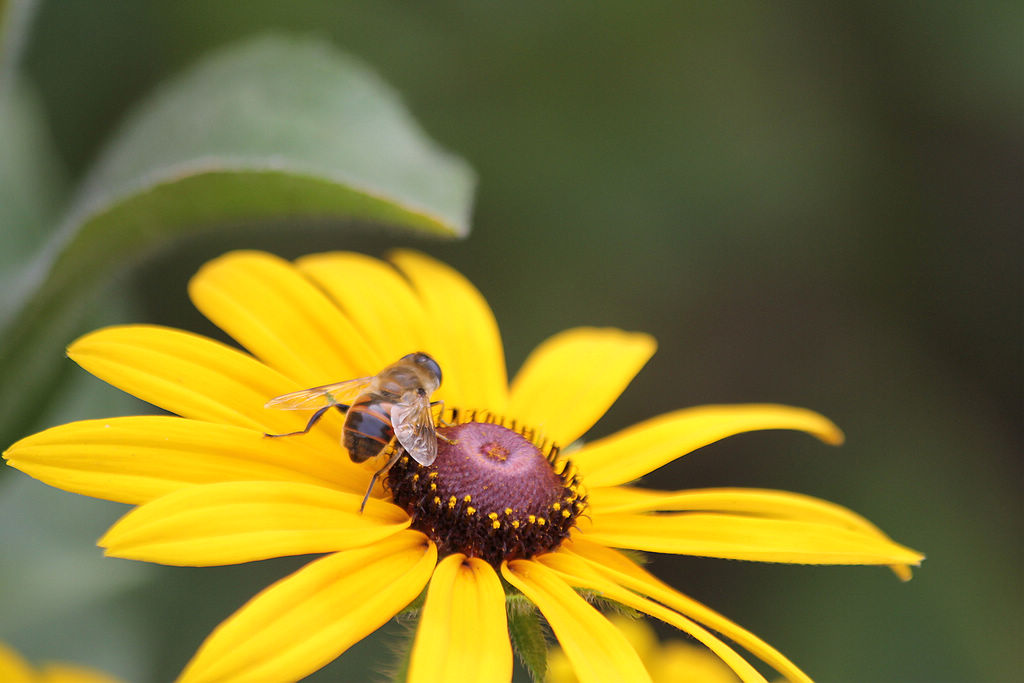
[264,352,446,511]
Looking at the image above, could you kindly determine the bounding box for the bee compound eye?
[423,355,442,384]
[398,352,442,385]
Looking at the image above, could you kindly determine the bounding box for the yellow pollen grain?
[488,512,499,521]
[552,502,561,511]
[448,496,457,509]
[466,506,476,515]
[491,520,501,530]
[504,507,513,516]
[412,473,419,482]
[463,495,472,503]
[562,509,571,518]
[430,483,437,491]
[538,517,547,526]
[511,520,520,529]
[528,515,536,524]
[482,444,509,462]
[429,472,439,479]
[433,496,441,505]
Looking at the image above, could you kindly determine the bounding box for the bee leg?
[359,446,404,513]
[429,401,459,445]
[264,404,348,438]
[430,400,451,424]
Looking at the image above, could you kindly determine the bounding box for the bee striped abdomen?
[343,396,395,462]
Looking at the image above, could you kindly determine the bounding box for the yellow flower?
[4,251,923,683]
[548,616,741,683]
[0,642,121,683]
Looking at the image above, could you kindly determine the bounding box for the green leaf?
[0,0,39,95]
[0,80,65,294]
[71,34,474,236]
[0,472,153,679]
[0,35,475,443]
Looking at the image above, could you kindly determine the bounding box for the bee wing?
[391,396,438,466]
[264,377,374,410]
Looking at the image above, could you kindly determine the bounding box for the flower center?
[386,410,587,567]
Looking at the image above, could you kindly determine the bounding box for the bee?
[264,352,446,511]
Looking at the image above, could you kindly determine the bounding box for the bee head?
[403,352,442,386]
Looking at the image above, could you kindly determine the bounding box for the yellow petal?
[502,559,651,683]
[68,325,347,451]
[508,328,656,447]
[188,251,379,387]
[537,551,766,683]
[408,555,511,683]
[588,486,919,580]
[178,531,436,683]
[296,252,435,371]
[566,538,813,683]
[3,416,361,504]
[0,645,123,683]
[0,643,33,683]
[388,249,508,412]
[582,511,924,567]
[574,404,844,487]
[100,481,409,565]
[38,663,123,683]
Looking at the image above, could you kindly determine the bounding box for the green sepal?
[506,590,548,683]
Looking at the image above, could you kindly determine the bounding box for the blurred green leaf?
[0,474,152,679]
[0,0,38,94]
[0,81,65,291]
[0,34,475,443]
[69,34,474,236]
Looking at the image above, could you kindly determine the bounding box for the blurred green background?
[1,1,1020,681]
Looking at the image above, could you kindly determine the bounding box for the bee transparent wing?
[391,396,438,466]
[264,377,374,410]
